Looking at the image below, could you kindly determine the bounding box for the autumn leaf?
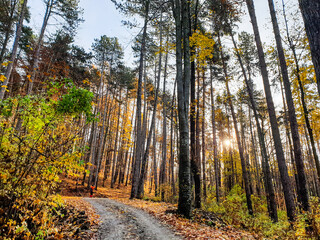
[0,74,6,82]
[1,61,11,67]
[27,75,32,82]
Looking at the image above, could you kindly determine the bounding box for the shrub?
[0,86,94,238]
[204,185,300,239]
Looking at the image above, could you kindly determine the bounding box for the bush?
[0,86,94,238]
[204,185,299,239]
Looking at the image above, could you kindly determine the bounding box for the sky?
[27,0,299,106]
[28,0,140,65]
[28,0,278,65]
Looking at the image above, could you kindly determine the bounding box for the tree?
[267,0,309,211]
[282,0,320,191]
[189,0,201,209]
[0,0,28,100]
[87,35,124,188]
[209,0,253,216]
[298,0,320,96]
[231,30,278,222]
[245,0,296,221]
[210,67,220,203]
[0,0,20,63]
[171,0,192,218]
[218,33,253,215]
[130,0,150,199]
[136,8,164,199]
[27,0,83,95]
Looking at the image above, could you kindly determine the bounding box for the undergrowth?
[0,82,95,239]
[204,185,320,239]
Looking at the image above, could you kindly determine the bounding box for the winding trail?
[85,198,181,240]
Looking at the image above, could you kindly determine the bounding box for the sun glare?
[224,139,231,147]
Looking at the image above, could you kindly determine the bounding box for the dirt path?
[85,198,181,240]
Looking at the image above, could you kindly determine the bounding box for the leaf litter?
[60,177,258,239]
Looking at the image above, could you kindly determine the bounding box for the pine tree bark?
[280,78,300,202]
[111,95,122,188]
[210,67,219,203]
[137,27,163,198]
[194,69,202,207]
[153,123,158,196]
[131,0,150,199]
[94,67,110,189]
[202,70,207,200]
[160,32,168,201]
[245,0,296,221]
[88,74,105,188]
[282,0,320,190]
[268,0,309,212]
[298,0,320,96]
[170,80,177,196]
[189,0,201,209]
[248,109,261,197]
[171,0,192,218]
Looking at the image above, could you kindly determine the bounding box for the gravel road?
[85,198,181,240]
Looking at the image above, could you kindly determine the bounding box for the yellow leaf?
[27,75,32,82]
[0,74,6,82]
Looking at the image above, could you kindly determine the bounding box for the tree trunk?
[94,67,110,190]
[171,0,192,218]
[0,0,28,100]
[131,0,150,199]
[193,68,201,208]
[268,0,309,211]
[189,0,201,209]
[0,0,18,64]
[110,94,122,188]
[245,0,296,221]
[218,34,253,215]
[248,108,261,197]
[298,0,320,96]
[210,66,219,203]
[137,23,163,198]
[280,78,300,202]
[202,70,207,200]
[27,0,53,95]
[282,0,320,191]
[153,122,158,196]
[160,14,167,201]
[170,80,177,196]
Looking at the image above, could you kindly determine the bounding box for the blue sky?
[29,0,140,65]
[28,0,277,66]
[27,0,300,106]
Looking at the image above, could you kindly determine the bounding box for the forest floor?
[60,178,258,239]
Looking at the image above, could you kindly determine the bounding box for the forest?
[1,0,320,239]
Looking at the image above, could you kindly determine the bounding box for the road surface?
[85,198,181,240]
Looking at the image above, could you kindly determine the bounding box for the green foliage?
[57,86,95,122]
[293,197,320,239]
[92,35,123,71]
[0,87,94,238]
[204,185,297,239]
[0,97,14,117]
[143,195,161,202]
